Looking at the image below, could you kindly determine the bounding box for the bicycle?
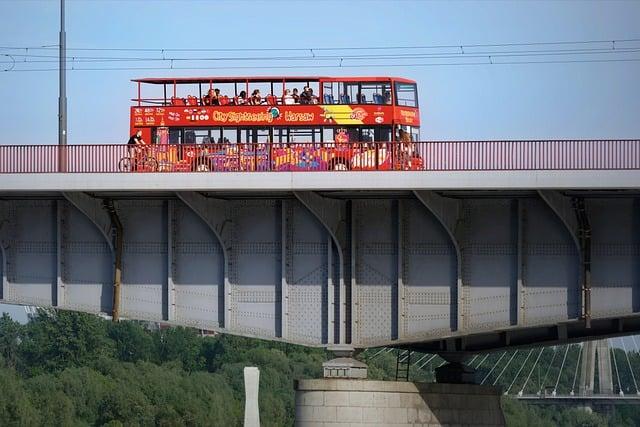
[118,146,158,172]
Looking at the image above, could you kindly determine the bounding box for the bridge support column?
[294,379,505,426]
[435,352,476,384]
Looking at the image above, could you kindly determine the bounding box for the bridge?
[1,140,639,356]
[367,336,640,412]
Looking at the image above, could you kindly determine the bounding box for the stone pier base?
[295,379,505,426]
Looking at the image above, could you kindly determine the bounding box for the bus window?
[394,82,418,107]
[322,127,336,143]
[169,128,182,145]
[184,128,210,144]
[339,82,359,104]
[322,82,338,104]
[241,128,271,143]
[222,127,237,144]
[360,83,391,105]
[396,125,419,142]
[289,128,320,144]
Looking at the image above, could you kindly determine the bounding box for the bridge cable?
[553,345,571,396]
[410,352,430,367]
[570,343,584,395]
[493,350,519,386]
[620,337,639,395]
[417,354,437,370]
[609,338,624,396]
[481,351,507,385]
[519,347,546,396]
[474,354,490,370]
[367,347,388,361]
[506,349,534,394]
[538,346,559,395]
[410,352,430,366]
[632,335,640,353]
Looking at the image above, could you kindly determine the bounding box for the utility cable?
[2,37,639,52]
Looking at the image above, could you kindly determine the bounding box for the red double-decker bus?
[128,76,421,172]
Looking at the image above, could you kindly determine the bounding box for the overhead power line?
[2,37,639,73]
[3,57,640,73]
[1,37,639,52]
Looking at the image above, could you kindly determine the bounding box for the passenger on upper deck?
[282,89,295,105]
[237,90,248,105]
[250,89,262,105]
[292,88,300,104]
[300,87,312,104]
[202,89,216,106]
[308,88,318,104]
[384,91,392,104]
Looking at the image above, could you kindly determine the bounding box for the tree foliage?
[0,309,638,426]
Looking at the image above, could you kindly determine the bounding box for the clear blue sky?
[0,0,638,144]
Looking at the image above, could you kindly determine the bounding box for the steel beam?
[538,190,584,323]
[55,200,65,308]
[294,191,349,347]
[327,235,334,344]
[175,192,231,329]
[61,192,114,252]
[397,200,406,340]
[167,200,176,322]
[0,202,10,301]
[413,190,464,331]
[516,200,524,326]
[281,200,289,339]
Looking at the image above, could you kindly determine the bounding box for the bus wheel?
[118,157,132,172]
[331,159,349,171]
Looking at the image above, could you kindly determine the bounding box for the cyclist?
[127,130,147,171]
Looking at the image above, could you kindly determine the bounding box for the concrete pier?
[244,367,260,427]
[294,379,505,426]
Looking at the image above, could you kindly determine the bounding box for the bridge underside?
[0,189,638,353]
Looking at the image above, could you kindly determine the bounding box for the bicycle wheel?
[118,157,132,172]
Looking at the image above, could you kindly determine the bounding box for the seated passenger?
[250,89,262,105]
[300,86,312,104]
[292,88,300,104]
[384,91,392,104]
[236,90,248,105]
[212,88,221,105]
[282,89,295,105]
[202,89,215,106]
[308,88,318,104]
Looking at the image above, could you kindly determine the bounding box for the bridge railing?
[0,140,638,173]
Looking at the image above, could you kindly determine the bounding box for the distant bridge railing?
[0,140,639,173]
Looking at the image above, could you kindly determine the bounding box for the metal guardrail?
[0,140,638,173]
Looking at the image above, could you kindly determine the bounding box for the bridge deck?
[2,170,640,192]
